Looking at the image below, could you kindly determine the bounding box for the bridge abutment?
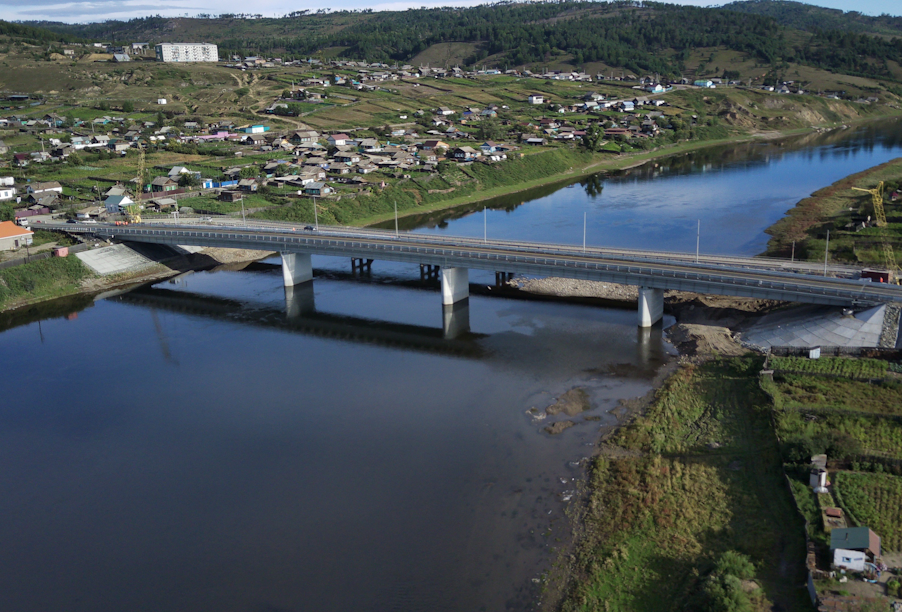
[281,252,313,287]
[441,267,469,305]
[638,286,664,328]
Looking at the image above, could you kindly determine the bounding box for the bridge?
[56,221,902,327]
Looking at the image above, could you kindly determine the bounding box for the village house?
[451,146,480,161]
[151,176,179,193]
[238,178,259,192]
[0,220,33,251]
[26,182,63,196]
[327,133,351,147]
[528,94,544,105]
[104,194,134,214]
[305,182,332,196]
[289,130,320,145]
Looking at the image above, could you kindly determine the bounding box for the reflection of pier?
[116,286,484,357]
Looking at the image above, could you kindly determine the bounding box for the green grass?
[775,407,902,459]
[835,471,902,551]
[769,356,889,379]
[772,374,902,416]
[0,256,93,310]
[560,358,811,612]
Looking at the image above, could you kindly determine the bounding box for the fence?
[769,346,902,360]
[0,242,92,271]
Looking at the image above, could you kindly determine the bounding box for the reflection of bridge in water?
[116,282,669,370]
[116,285,485,358]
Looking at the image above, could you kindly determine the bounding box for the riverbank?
[349,118,897,229]
[763,155,902,265]
[0,246,276,316]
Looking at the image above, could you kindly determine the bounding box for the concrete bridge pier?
[441,267,469,305]
[285,282,316,319]
[281,252,313,287]
[494,271,515,286]
[442,301,470,339]
[351,258,373,275]
[638,286,664,328]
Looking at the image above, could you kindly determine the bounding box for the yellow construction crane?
[853,181,887,226]
[852,181,897,280]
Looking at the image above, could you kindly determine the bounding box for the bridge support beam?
[441,267,469,305]
[351,258,373,275]
[638,286,664,328]
[281,252,312,287]
[420,264,440,282]
[495,271,515,286]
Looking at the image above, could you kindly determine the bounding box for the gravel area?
[509,277,638,301]
[879,303,901,348]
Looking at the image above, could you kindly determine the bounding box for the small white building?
[0,185,15,201]
[157,98,167,105]
[528,94,544,105]
[833,548,867,572]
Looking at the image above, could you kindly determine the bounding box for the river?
[1,120,901,612]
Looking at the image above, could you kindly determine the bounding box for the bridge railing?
[72,223,902,304]
[86,219,859,277]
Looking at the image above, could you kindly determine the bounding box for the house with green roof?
[830,527,881,558]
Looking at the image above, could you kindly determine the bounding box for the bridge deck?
[57,221,902,307]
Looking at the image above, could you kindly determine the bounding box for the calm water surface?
[2,120,901,611]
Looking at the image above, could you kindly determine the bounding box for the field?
[557,358,810,612]
[769,356,889,379]
[775,407,902,460]
[773,373,902,416]
[835,471,902,551]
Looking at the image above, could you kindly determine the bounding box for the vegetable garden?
[835,471,902,551]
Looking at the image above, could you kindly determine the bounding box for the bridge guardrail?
[58,223,902,303]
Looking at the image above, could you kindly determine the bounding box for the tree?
[155,111,166,126]
[0,204,13,222]
[239,165,258,179]
[122,100,135,113]
[235,87,250,99]
[477,117,503,141]
[581,123,603,152]
[68,151,84,166]
[282,89,291,99]
[98,100,110,111]
[178,173,200,188]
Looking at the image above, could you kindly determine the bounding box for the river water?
[2,120,902,612]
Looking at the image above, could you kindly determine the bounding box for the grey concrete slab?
[76,244,155,276]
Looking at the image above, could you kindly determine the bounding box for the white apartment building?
[155,43,219,63]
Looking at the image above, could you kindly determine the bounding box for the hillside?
[18,2,902,84]
[724,0,902,37]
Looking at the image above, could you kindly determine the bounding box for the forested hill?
[723,0,902,37]
[0,20,83,44]
[20,1,902,83]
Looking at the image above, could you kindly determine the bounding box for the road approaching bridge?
[56,221,902,327]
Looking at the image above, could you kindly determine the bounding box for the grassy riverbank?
[764,156,902,265]
[0,256,94,311]
[556,358,811,612]
[250,128,821,229]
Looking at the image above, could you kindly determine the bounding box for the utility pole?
[696,219,700,264]
[313,196,318,228]
[791,240,795,263]
[483,207,487,243]
[824,230,830,276]
[583,211,586,252]
[394,200,398,236]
